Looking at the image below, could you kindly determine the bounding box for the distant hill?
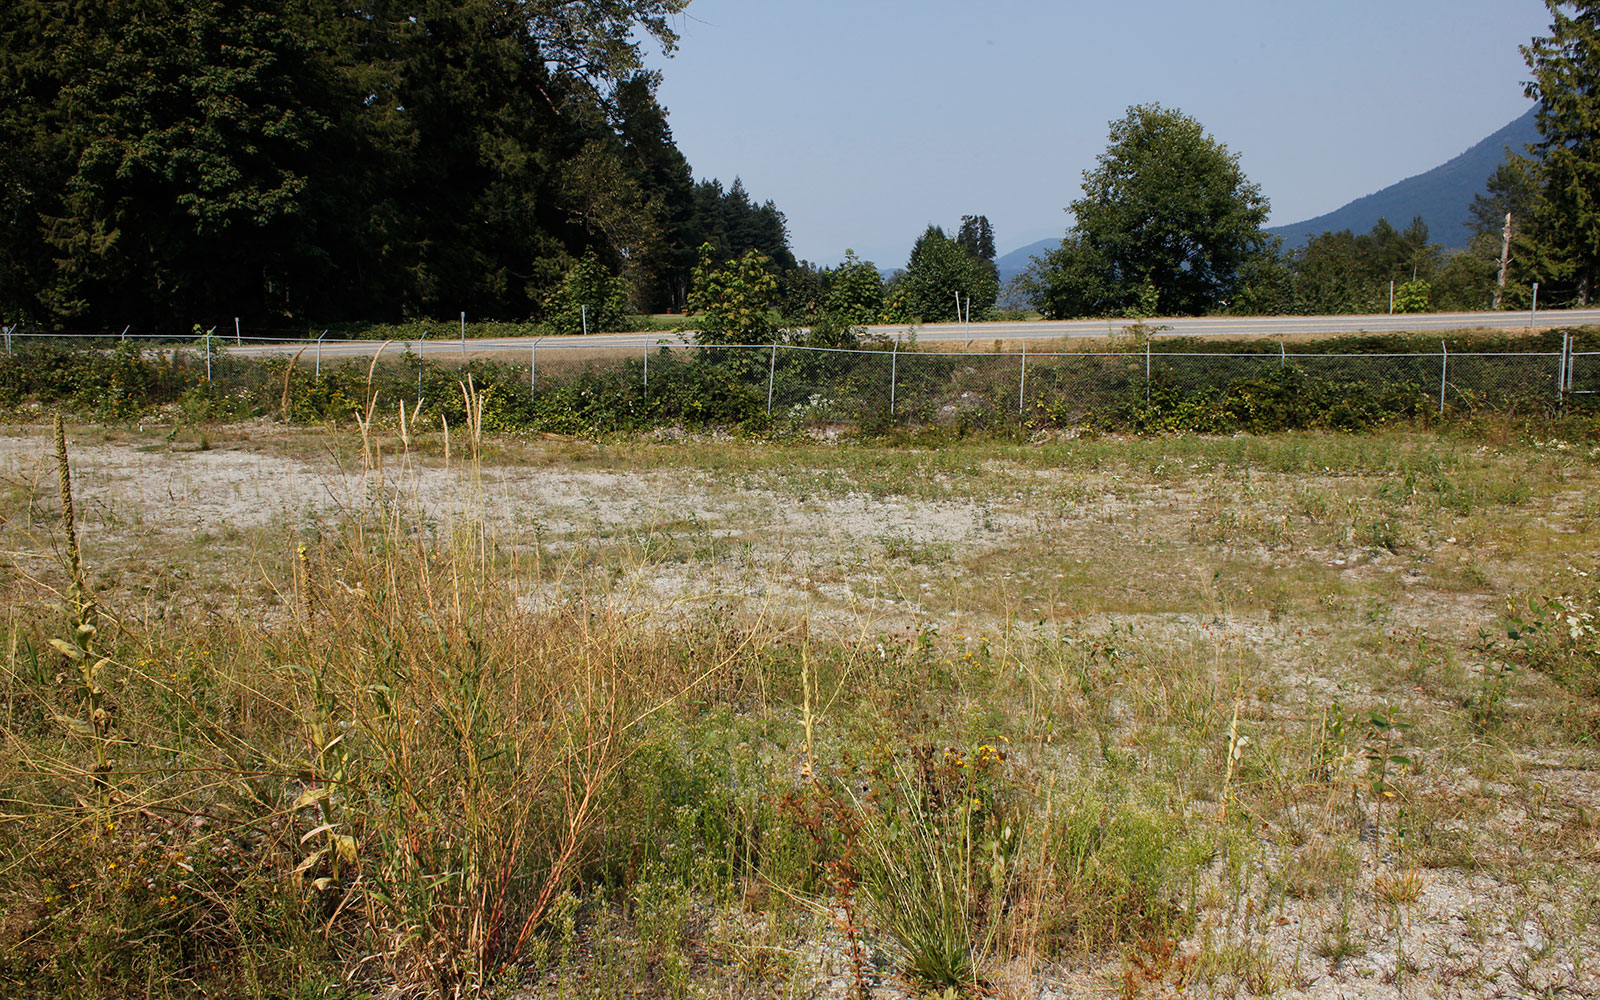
[996,237,1059,284]
[1267,109,1539,249]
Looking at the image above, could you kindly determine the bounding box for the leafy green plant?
[1361,708,1415,851]
[689,246,780,345]
[1498,574,1600,696]
[545,252,627,336]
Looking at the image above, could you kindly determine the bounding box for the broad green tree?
[1028,104,1272,318]
[893,226,998,322]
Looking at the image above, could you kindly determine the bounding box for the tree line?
[4,2,1594,334]
[0,0,796,329]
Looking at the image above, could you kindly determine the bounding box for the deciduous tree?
[1027,104,1271,318]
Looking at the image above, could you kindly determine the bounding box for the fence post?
[1018,341,1027,415]
[316,330,327,377]
[1530,282,1539,332]
[643,336,649,391]
[460,311,466,357]
[531,339,537,403]
[1145,337,1152,406]
[1279,341,1285,367]
[205,327,214,382]
[234,316,241,346]
[416,332,428,409]
[1560,331,1570,404]
[1439,340,1447,415]
[3,325,11,355]
[120,325,130,344]
[767,342,778,416]
[581,304,588,338]
[890,340,899,418]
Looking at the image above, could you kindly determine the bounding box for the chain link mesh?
[527,344,1574,428]
[1570,351,1600,396]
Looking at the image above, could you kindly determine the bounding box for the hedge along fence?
[0,332,1593,437]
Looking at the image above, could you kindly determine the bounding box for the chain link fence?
[2,329,1591,430]
[559,341,1580,430]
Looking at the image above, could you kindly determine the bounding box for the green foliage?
[0,0,702,326]
[1494,571,1600,697]
[1107,364,1435,435]
[1291,218,1442,315]
[1,329,1586,441]
[1523,1,1600,304]
[892,226,998,323]
[688,246,779,345]
[822,250,885,328]
[544,253,627,336]
[1028,104,1272,318]
[1394,278,1432,313]
[955,215,996,261]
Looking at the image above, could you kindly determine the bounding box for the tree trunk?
[1494,212,1512,310]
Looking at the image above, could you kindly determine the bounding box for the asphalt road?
[213,307,1600,359]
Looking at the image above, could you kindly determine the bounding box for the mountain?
[1266,108,1539,249]
[995,237,1059,284]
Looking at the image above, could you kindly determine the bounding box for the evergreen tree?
[896,225,997,322]
[0,0,695,326]
[1522,0,1600,304]
[955,215,996,261]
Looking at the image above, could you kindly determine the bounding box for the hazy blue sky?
[646,0,1551,271]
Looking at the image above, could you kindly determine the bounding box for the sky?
[644,0,1551,271]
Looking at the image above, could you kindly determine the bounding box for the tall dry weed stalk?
[52,414,83,613]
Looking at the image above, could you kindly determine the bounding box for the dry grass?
[1,414,1598,998]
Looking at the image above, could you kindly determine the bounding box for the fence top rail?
[0,331,1571,363]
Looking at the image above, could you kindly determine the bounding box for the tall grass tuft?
[1,403,749,997]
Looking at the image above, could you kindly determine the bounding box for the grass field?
[2,415,1598,999]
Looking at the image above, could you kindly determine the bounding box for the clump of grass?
[0,412,763,997]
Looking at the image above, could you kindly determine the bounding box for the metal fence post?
[234,316,241,346]
[1531,282,1539,332]
[767,342,778,416]
[1145,337,1152,406]
[120,325,130,343]
[460,311,466,357]
[531,339,537,403]
[1018,341,1027,415]
[1560,330,1569,404]
[3,325,11,355]
[1439,340,1447,415]
[417,331,428,408]
[316,330,327,377]
[205,326,214,382]
[643,336,649,391]
[890,340,898,418]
